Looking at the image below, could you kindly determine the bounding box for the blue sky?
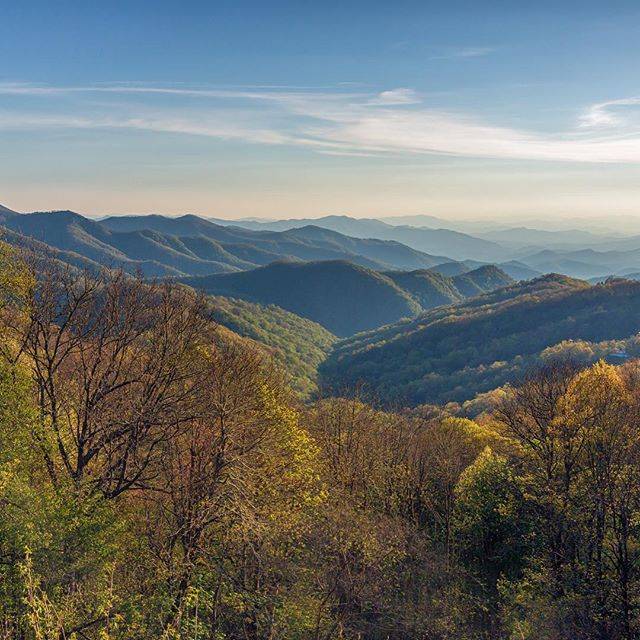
[2,1,640,219]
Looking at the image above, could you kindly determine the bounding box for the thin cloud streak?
[368,88,421,105]
[0,112,292,146]
[0,82,362,102]
[579,97,640,128]
[430,46,495,60]
[3,83,640,163]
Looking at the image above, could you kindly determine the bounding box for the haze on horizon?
[2,1,640,221]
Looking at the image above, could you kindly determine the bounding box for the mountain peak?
[0,204,18,215]
[29,210,86,222]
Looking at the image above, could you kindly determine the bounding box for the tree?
[6,268,210,499]
[454,447,524,636]
[140,340,324,638]
[497,361,640,639]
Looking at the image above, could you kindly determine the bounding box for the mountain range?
[210,213,640,278]
[182,261,513,336]
[204,215,640,279]
[0,206,514,339]
[6,203,640,407]
[209,214,508,262]
[11,205,640,281]
[0,209,453,276]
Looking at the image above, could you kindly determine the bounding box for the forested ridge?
[201,294,337,397]
[181,260,421,336]
[321,274,640,405]
[181,261,513,337]
[3,244,640,639]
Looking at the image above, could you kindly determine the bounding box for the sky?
[2,0,640,220]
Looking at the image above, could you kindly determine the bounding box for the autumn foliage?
[2,251,640,639]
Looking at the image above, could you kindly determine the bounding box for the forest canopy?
[1,249,640,639]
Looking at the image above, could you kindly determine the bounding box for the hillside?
[182,260,422,336]
[317,274,640,405]
[384,269,465,307]
[384,265,513,310]
[451,265,514,297]
[0,226,110,275]
[203,295,337,397]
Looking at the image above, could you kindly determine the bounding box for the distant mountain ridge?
[0,210,452,276]
[0,210,242,276]
[206,213,640,277]
[100,214,451,271]
[517,246,640,280]
[181,260,513,336]
[208,214,507,262]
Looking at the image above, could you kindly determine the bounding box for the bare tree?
[8,267,210,498]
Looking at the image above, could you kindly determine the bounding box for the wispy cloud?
[430,46,495,60]
[0,111,292,146]
[579,97,640,128]
[368,88,421,106]
[3,82,640,163]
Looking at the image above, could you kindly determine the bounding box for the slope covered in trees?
[384,264,513,309]
[203,294,337,397]
[182,260,423,336]
[384,268,466,307]
[185,261,515,336]
[2,250,640,638]
[319,274,640,405]
[451,264,514,296]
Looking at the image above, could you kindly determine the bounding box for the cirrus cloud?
[3,82,640,163]
[579,97,640,128]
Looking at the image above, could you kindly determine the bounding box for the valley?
[4,203,640,640]
[5,204,640,410]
